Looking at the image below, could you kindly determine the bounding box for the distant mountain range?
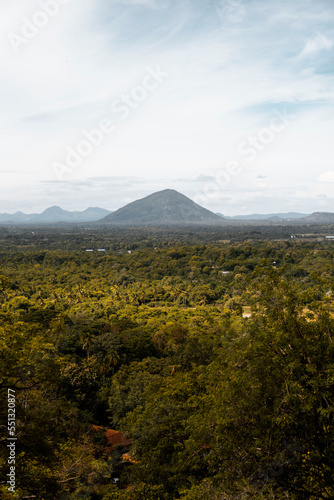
[0,206,111,223]
[100,189,222,225]
[218,212,309,221]
[0,190,333,225]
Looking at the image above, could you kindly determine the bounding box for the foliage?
[0,234,334,498]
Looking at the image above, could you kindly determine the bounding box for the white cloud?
[300,33,334,57]
[109,0,170,6]
[319,171,334,182]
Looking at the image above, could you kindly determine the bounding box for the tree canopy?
[0,233,334,498]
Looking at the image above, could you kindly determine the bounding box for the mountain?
[1,201,332,226]
[36,206,72,222]
[100,189,223,226]
[302,212,334,223]
[80,207,112,221]
[0,211,40,223]
[218,212,309,221]
[0,207,111,223]
[0,211,36,223]
[36,206,112,222]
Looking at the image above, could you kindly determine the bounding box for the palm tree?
[80,331,95,359]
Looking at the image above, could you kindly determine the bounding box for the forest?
[0,228,334,499]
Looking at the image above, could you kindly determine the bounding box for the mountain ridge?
[218,212,310,221]
[302,212,334,223]
[0,191,332,225]
[0,206,111,223]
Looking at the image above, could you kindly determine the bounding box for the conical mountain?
[100,189,223,225]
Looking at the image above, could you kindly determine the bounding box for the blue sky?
[0,0,334,214]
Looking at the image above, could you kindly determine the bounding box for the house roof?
[92,425,132,452]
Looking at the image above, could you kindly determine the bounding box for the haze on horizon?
[1,0,333,216]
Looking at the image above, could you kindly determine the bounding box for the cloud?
[213,0,246,25]
[300,33,334,57]
[177,175,216,183]
[319,171,334,182]
[109,0,170,7]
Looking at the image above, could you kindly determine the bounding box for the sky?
[0,0,334,215]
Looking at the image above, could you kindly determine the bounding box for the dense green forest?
[1,230,334,499]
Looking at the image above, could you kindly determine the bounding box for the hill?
[36,206,112,223]
[100,189,223,226]
[0,207,111,223]
[302,212,334,223]
[219,212,309,221]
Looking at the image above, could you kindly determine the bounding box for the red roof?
[92,425,132,452]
